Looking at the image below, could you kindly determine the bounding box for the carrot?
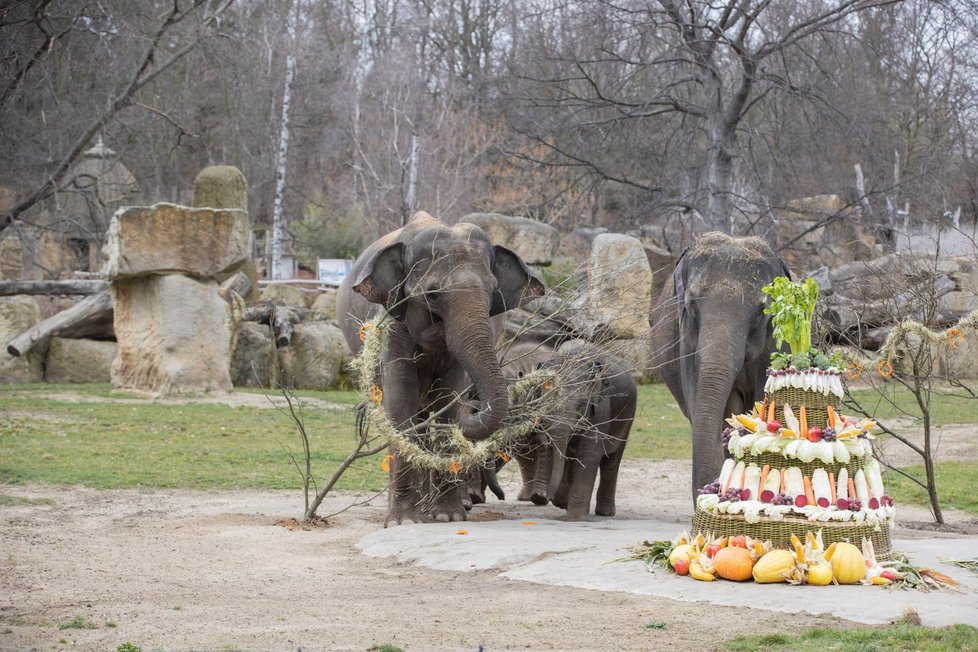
[803,475,816,505]
[799,404,809,440]
[848,478,857,502]
[767,400,775,423]
[759,464,770,495]
[779,468,786,494]
[722,470,733,493]
[826,405,838,430]
[829,471,837,504]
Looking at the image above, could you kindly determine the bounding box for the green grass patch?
[625,384,691,461]
[58,615,97,630]
[0,494,55,506]
[885,461,978,515]
[847,386,978,426]
[0,384,384,492]
[726,622,978,651]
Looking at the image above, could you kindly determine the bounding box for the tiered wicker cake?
[692,367,895,558]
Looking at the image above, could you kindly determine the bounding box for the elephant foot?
[517,485,533,502]
[529,491,549,506]
[551,493,568,510]
[594,503,616,517]
[425,486,467,523]
[384,499,431,527]
[565,509,590,521]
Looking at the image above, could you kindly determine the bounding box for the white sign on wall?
[318,258,353,286]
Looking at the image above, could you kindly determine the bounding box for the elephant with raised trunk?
[336,211,545,525]
[649,232,789,501]
[535,342,636,521]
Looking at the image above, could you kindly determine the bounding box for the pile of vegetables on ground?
[630,530,961,591]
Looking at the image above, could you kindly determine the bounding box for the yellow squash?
[752,549,796,584]
[829,542,866,584]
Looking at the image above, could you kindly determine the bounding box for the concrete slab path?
[358,518,978,627]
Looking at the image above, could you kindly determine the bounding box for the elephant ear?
[777,256,792,280]
[490,245,545,316]
[672,245,692,305]
[352,241,407,320]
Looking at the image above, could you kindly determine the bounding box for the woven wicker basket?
[766,385,841,429]
[692,507,893,560]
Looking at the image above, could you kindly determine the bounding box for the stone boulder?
[44,337,116,384]
[111,274,233,395]
[192,166,248,212]
[0,295,44,383]
[103,202,250,279]
[459,213,558,266]
[230,321,278,388]
[773,194,877,272]
[259,283,312,308]
[554,226,607,268]
[278,321,351,390]
[311,288,338,320]
[587,234,653,339]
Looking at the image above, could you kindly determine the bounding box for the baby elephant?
[539,343,636,520]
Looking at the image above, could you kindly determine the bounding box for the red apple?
[808,426,823,441]
[705,544,722,558]
[766,420,781,433]
[673,559,690,576]
[729,535,748,549]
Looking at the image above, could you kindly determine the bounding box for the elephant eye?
[422,290,442,305]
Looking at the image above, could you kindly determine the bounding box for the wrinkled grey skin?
[649,232,789,502]
[460,340,555,507]
[535,344,636,521]
[336,211,545,525]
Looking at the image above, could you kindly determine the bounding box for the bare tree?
[0,0,233,233]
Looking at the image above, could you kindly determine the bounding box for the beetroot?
[794,495,808,507]
[740,488,751,501]
[869,497,880,509]
[760,489,774,503]
[817,497,830,508]
[836,498,849,510]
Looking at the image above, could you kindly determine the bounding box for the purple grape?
[697,481,722,496]
[821,427,837,442]
[847,499,862,512]
[722,428,735,446]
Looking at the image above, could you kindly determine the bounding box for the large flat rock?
[104,202,249,279]
[358,517,978,627]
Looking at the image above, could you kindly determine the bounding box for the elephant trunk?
[689,326,747,498]
[445,305,508,441]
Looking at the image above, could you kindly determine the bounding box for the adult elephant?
[649,232,789,502]
[336,211,545,524]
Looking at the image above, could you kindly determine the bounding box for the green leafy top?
[762,276,819,356]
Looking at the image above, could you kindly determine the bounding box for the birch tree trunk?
[270,2,299,280]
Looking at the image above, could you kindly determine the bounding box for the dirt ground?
[3,392,978,651]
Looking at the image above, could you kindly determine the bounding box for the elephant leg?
[459,468,484,508]
[515,446,540,502]
[385,453,430,526]
[424,470,467,522]
[565,446,602,521]
[594,446,626,517]
[551,461,573,510]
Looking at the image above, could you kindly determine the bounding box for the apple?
[705,544,722,558]
[766,420,781,433]
[808,426,823,441]
[729,535,747,549]
[673,558,690,576]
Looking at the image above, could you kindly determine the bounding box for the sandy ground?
[3,390,977,651]
[3,458,977,652]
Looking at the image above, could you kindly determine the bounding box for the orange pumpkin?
[713,546,754,581]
